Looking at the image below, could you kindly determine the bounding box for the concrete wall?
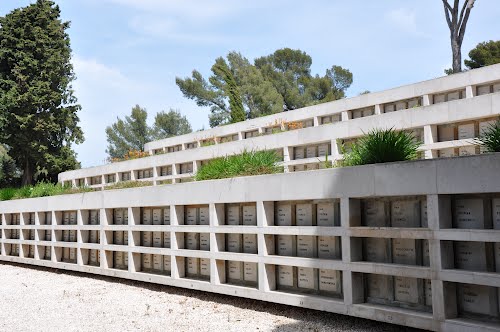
[5,153,500,331]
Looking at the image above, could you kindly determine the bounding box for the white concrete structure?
[58,64,500,189]
[2,154,500,331]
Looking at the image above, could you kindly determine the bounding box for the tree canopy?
[151,109,192,140]
[176,48,353,127]
[0,0,83,185]
[465,40,500,69]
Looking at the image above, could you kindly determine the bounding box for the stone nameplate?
[123,210,128,225]
[45,212,52,225]
[317,203,335,226]
[459,146,476,156]
[199,207,209,225]
[394,276,419,304]
[63,230,70,242]
[29,245,35,257]
[277,235,296,256]
[425,279,432,306]
[142,209,152,225]
[63,212,70,225]
[306,164,318,171]
[124,252,128,266]
[142,253,152,270]
[90,210,99,225]
[124,231,128,245]
[494,83,500,93]
[391,200,421,227]
[364,238,389,263]
[243,234,258,254]
[114,251,124,267]
[318,236,339,259]
[186,257,199,275]
[423,240,430,266]
[114,231,124,245]
[163,256,171,272]
[493,198,500,229]
[294,165,305,172]
[228,261,243,280]
[153,254,163,271]
[163,208,170,225]
[319,269,341,294]
[477,85,491,96]
[142,231,152,247]
[480,120,496,136]
[227,233,242,252]
[44,246,51,259]
[276,204,292,226]
[114,209,124,225]
[438,125,455,141]
[385,104,395,112]
[296,204,313,226]
[185,207,197,225]
[495,243,500,272]
[318,144,329,157]
[421,201,428,227]
[294,147,304,159]
[392,239,418,265]
[153,232,163,247]
[363,200,387,227]
[277,265,295,287]
[242,205,257,225]
[408,98,419,108]
[90,249,98,264]
[367,274,391,300]
[199,233,210,251]
[447,91,460,101]
[69,211,77,225]
[298,267,318,290]
[185,232,200,250]
[439,148,456,158]
[244,262,258,282]
[163,232,171,248]
[69,248,77,262]
[454,199,488,229]
[458,284,499,316]
[458,123,475,140]
[306,146,316,158]
[227,205,240,225]
[152,209,162,225]
[454,241,490,271]
[45,230,52,241]
[396,101,406,111]
[200,258,210,276]
[297,235,317,258]
[69,230,77,242]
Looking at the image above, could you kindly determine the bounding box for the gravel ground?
[0,262,423,332]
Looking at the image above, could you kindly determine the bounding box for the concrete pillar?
[331,139,342,162]
[313,116,320,127]
[465,85,474,98]
[374,104,382,115]
[341,111,350,121]
[283,147,290,173]
[424,125,438,159]
[423,94,431,106]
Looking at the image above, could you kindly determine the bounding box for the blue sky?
[1,0,499,167]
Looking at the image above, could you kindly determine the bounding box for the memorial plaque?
[447,91,460,101]
[163,232,171,248]
[306,164,319,171]
[494,83,500,93]
[29,229,35,240]
[439,148,456,158]
[153,232,163,247]
[392,239,418,265]
[363,200,387,227]
[294,147,304,159]
[492,199,500,230]
[242,205,257,225]
[277,265,295,287]
[200,258,210,277]
[142,208,152,225]
[186,257,199,275]
[152,209,162,225]
[477,85,491,96]
[367,274,391,300]
[69,211,77,225]
[142,254,152,271]
[352,109,362,118]
[142,231,152,247]
[114,209,123,225]
[438,125,455,142]
[298,267,318,290]
[458,284,499,316]
[459,146,476,156]
[384,104,395,112]
[114,231,124,245]
[495,243,500,272]
[319,269,341,294]
[458,123,475,140]
[124,252,128,267]
[153,254,163,271]
[63,230,70,242]
[45,246,51,260]
[277,235,296,256]
[425,279,432,306]
[114,251,124,268]
[455,241,490,271]
[454,199,487,229]
[297,236,317,258]
[408,98,420,108]
[186,207,197,225]
[276,204,292,226]
[45,212,52,225]
[123,210,128,225]
[243,234,257,254]
[228,261,244,280]
[69,230,77,242]
[391,200,421,227]
[28,245,35,258]
[124,231,128,245]
[186,232,200,250]
[90,210,99,225]
[227,205,240,225]
[63,212,70,225]
[317,202,335,226]
[396,101,406,111]
[296,204,313,226]
[306,146,317,158]
[200,233,210,251]
[90,249,98,265]
[294,165,305,172]
[364,238,389,263]
[318,236,340,259]
[199,207,209,225]
[318,144,329,157]
[163,208,170,225]
[69,248,77,262]
[394,276,419,304]
[163,256,171,272]
[423,240,430,266]
[244,262,258,283]
[227,233,242,252]
[421,200,428,227]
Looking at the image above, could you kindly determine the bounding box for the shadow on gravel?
[1,261,423,332]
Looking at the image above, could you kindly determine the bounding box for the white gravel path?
[0,262,421,332]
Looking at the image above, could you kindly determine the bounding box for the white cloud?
[385,8,418,34]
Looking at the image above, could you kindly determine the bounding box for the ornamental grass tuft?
[475,119,500,153]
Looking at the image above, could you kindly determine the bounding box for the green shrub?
[0,182,93,201]
[342,128,421,166]
[0,188,16,200]
[475,119,500,152]
[195,150,282,181]
[104,180,153,191]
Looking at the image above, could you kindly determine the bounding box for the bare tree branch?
[442,1,453,29]
[458,0,468,28]
[458,7,472,45]
[442,0,453,11]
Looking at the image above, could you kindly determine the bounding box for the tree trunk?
[21,159,33,186]
[452,38,462,73]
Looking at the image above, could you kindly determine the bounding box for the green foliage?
[465,40,500,69]
[176,49,352,127]
[104,180,153,191]
[0,145,20,187]
[342,128,422,166]
[475,119,500,152]
[0,0,84,185]
[0,188,16,201]
[151,109,192,140]
[0,181,92,201]
[195,150,283,181]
